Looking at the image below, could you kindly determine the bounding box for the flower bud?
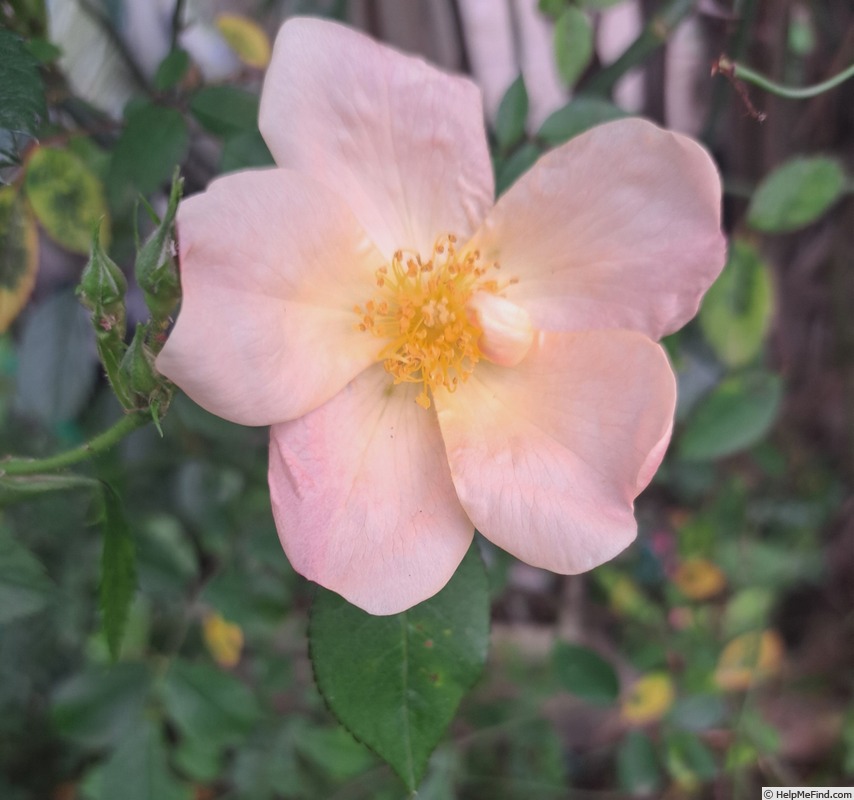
[76,225,134,408]
[77,225,127,337]
[135,172,183,325]
[120,324,160,399]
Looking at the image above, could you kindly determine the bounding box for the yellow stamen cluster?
[355,234,503,409]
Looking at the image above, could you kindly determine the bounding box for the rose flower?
[157,18,726,614]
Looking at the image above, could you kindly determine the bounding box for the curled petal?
[467,291,534,367]
[157,169,386,426]
[435,330,676,573]
[269,366,474,615]
[259,17,494,259]
[469,118,726,339]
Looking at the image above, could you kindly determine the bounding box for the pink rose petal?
[259,17,494,260]
[269,365,474,615]
[469,118,726,340]
[435,330,676,573]
[156,168,386,426]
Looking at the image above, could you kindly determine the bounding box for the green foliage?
[25,147,109,254]
[310,543,490,790]
[553,6,593,88]
[99,485,137,660]
[14,291,97,423]
[664,732,717,786]
[189,86,260,136]
[699,239,774,368]
[670,694,727,732]
[537,97,626,145]
[843,712,854,776]
[52,663,151,750]
[0,29,45,162]
[552,642,620,705]
[787,11,816,56]
[158,659,263,750]
[109,103,189,210]
[0,527,55,624]
[494,74,529,152]
[220,130,275,173]
[296,723,374,781]
[617,731,662,795]
[722,587,775,636]
[747,156,846,232]
[717,538,823,590]
[679,371,783,461]
[537,0,567,18]
[92,717,192,800]
[461,716,567,797]
[153,49,190,92]
[495,142,541,195]
[25,37,62,64]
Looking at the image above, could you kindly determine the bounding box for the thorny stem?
[714,55,854,100]
[579,0,697,97]
[0,411,149,476]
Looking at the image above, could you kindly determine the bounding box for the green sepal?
[134,171,183,328]
[120,324,159,398]
[119,324,174,424]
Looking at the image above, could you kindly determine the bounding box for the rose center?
[355,234,504,409]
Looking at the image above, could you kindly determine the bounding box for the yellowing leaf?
[714,630,783,691]
[0,186,38,332]
[673,558,727,600]
[596,567,664,625]
[605,574,661,625]
[215,14,271,69]
[25,146,109,254]
[621,673,676,726]
[202,611,244,668]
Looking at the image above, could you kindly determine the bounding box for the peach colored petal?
[156,169,386,426]
[468,118,726,340]
[434,330,676,573]
[259,17,494,260]
[268,365,474,615]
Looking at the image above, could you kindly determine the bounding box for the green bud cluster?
[76,171,184,426]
